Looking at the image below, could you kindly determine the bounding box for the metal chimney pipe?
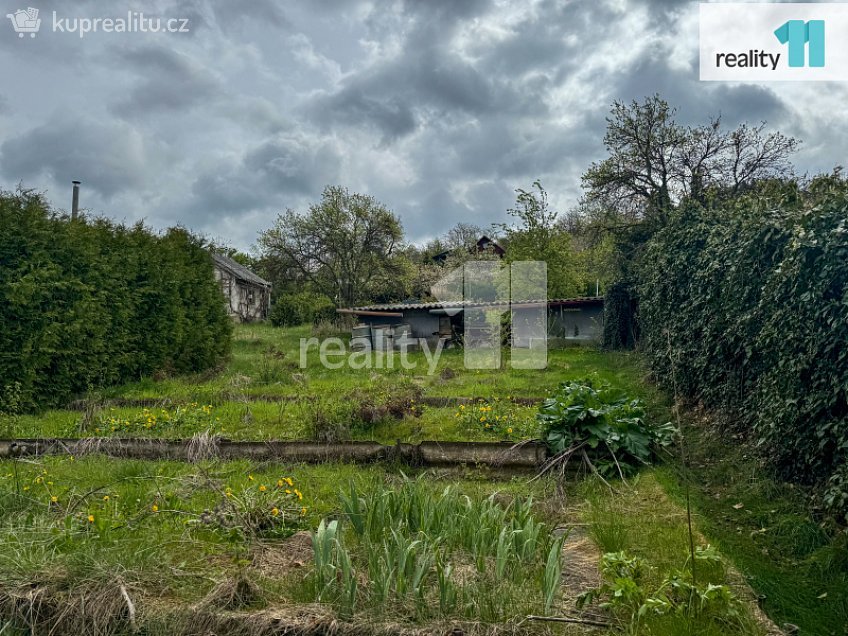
[71,180,80,220]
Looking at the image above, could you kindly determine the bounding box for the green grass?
[0,456,554,607]
[5,323,664,444]
[575,472,765,636]
[2,323,841,635]
[656,427,848,636]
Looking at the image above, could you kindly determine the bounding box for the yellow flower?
[87,515,95,523]
[507,427,513,434]
[459,405,465,410]
[50,496,58,503]
[102,495,110,501]
[248,475,254,481]
[295,489,303,501]
[259,485,267,492]
[285,489,291,494]
[300,507,308,516]
[276,479,284,488]
[285,477,293,486]
[151,504,159,513]
[271,507,280,517]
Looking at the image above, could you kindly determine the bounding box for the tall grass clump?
[305,475,567,623]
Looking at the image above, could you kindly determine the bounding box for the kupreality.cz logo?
[6,5,190,39]
[700,3,848,81]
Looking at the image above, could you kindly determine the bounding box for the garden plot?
[0,325,778,634]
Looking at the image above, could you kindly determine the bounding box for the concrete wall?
[214,267,270,323]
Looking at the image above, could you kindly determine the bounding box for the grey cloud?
[0,0,838,251]
[0,116,148,198]
[183,133,342,228]
[110,46,220,117]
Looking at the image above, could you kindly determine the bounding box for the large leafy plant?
[537,378,675,478]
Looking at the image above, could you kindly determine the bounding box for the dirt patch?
[253,531,313,576]
[559,525,601,603]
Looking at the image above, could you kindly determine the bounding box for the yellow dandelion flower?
[295,489,303,500]
[285,477,293,486]
[300,507,307,516]
[276,479,284,488]
[459,405,465,410]
[102,495,110,502]
[151,504,159,513]
[87,515,95,523]
[285,489,291,495]
[259,485,267,492]
[507,427,513,434]
[50,496,58,503]
[248,475,254,481]
[271,507,280,517]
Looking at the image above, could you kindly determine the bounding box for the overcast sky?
[1,0,846,251]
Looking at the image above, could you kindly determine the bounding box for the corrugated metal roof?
[348,297,603,312]
[211,252,272,287]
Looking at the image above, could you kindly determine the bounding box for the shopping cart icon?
[6,7,41,38]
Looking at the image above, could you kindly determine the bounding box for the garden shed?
[211,252,272,323]
[338,297,604,348]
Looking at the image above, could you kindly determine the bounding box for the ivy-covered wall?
[639,177,848,518]
[0,190,232,411]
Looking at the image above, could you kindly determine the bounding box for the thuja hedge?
[639,176,848,517]
[0,190,232,410]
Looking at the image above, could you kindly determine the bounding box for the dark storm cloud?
[0,116,148,197]
[181,133,343,230]
[0,0,839,249]
[110,46,220,117]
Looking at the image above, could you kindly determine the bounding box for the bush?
[639,176,848,518]
[0,190,231,410]
[269,291,336,327]
[537,378,675,478]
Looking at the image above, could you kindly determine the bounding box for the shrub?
[638,176,848,518]
[269,291,335,327]
[537,378,675,478]
[0,190,231,410]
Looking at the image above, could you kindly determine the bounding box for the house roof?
[432,235,505,262]
[211,252,271,288]
[343,296,603,313]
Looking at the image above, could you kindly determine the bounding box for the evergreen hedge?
[639,177,848,518]
[0,190,232,410]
